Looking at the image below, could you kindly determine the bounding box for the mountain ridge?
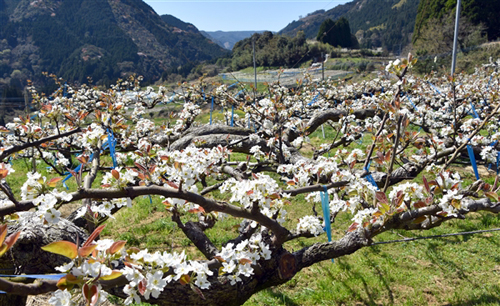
[279,0,419,53]
[0,0,227,88]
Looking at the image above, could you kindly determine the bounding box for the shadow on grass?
[260,289,301,306]
[425,240,470,281]
[318,257,391,306]
[446,289,500,305]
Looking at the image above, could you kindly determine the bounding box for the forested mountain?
[201,31,267,50]
[279,0,420,53]
[413,0,500,46]
[0,0,227,89]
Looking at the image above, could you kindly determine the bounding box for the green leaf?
[485,191,499,202]
[41,241,78,259]
[100,270,123,281]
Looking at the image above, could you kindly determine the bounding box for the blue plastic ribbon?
[407,95,418,111]
[320,186,333,263]
[0,274,65,294]
[470,102,479,119]
[227,82,239,89]
[427,81,443,95]
[231,105,234,127]
[107,129,117,169]
[497,152,500,175]
[62,153,94,190]
[307,93,320,106]
[467,144,480,180]
[364,162,379,190]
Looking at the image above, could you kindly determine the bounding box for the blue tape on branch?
[62,153,94,189]
[0,274,65,294]
[227,82,239,89]
[320,186,333,263]
[470,102,479,119]
[407,95,418,111]
[497,152,500,175]
[210,96,214,125]
[307,93,320,106]
[364,162,379,190]
[107,129,117,169]
[467,144,480,180]
[427,81,443,95]
[231,105,234,127]
[0,274,65,280]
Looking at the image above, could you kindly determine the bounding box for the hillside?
[0,0,227,88]
[413,0,500,45]
[201,31,266,50]
[279,0,420,53]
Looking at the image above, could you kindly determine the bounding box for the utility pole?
[451,0,461,75]
[321,52,325,81]
[252,37,257,102]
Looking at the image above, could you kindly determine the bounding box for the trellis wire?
[371,228,500,246]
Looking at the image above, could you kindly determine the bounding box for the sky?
[143,0,351,32]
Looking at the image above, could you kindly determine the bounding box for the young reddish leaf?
[77,155,89,165]
[111,169,120,180]
[190,283,206,300]
[4,232,20,250]
[0,169,8,180]
[99,270,123,281]
[287,180,295,186]
[347,222,359,232]
[41,241,78,259]
[213,256,226,263]
[246,190,254,196]
[107,240,127,255]
[166,181,179,189]
[413,201,427,209]
[82,283,99,306]
[239,258,252,265]
[269,193,280,200]
[83,224,106,247]
[373,210,383,217]
[376,191,389,204]
[134,162,147,173]
[493,176,499,192]
[78,244,98,258]
[138,279,147,295]
[425,196,433,205]
[423,176,430,194]
[179,274,191,285]
[188,207,205,213]
[47,177,63,188]
[56,273,80,290]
